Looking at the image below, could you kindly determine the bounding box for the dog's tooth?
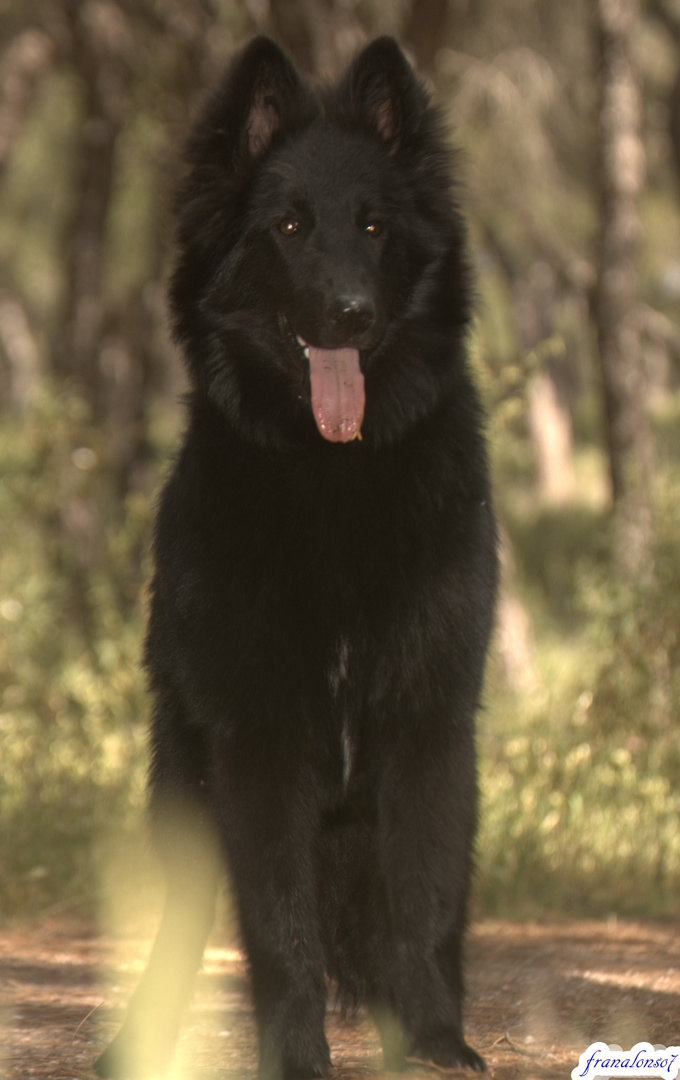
[295,334,310,359]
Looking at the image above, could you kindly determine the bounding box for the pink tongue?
[308,345,365,443]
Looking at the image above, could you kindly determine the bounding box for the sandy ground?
[1,918,679,1079]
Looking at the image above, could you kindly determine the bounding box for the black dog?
[96,35,497,1080]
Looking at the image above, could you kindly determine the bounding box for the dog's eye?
[278,218,300,236]
[365,220,383,237]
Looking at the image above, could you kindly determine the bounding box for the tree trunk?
[647,0,680,192]
[0,29,53,183]
[515,266,576,504]
[527,370,575,503]
[404,0,449,72]
[55,0,130,404]
[594,0,652,575]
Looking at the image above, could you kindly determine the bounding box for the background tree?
[595,0,652,578]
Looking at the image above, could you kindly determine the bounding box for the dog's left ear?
[237,37,305,161]
[184,37,311,177]
[340,37,426,154]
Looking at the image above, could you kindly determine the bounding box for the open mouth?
[283,318,365,444]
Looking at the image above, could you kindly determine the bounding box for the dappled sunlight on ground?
[1,919,679,1079]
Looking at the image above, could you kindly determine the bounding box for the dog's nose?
[327,295,376,339]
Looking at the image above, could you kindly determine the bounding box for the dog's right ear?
[187,37,308,171]
[237,37,305,161]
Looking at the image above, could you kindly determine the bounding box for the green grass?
[477,396,680,917]
[0,386,151,917]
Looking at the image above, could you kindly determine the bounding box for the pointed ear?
[340,37,426,154]
[188,36,309,172]
[239,37,304,160]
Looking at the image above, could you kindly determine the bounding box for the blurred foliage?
[0,0,679,923]
[0,384,151,914]
[478,425,680,917]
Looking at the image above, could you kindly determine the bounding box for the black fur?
[96,35,497,1080]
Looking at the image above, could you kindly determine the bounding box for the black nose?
[326,295,376,339]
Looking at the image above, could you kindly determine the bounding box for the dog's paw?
[259,1030,332,1080]
[407,1029,486,1073]
[281,1056,332,1080]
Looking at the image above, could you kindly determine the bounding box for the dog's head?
[171,37,472,448]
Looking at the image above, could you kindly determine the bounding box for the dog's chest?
[327,635,354,789]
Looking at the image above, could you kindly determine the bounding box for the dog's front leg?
[212,734,331,1080]
[376,721,486,1073]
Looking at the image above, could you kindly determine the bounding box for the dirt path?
[1,918,679,1079]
